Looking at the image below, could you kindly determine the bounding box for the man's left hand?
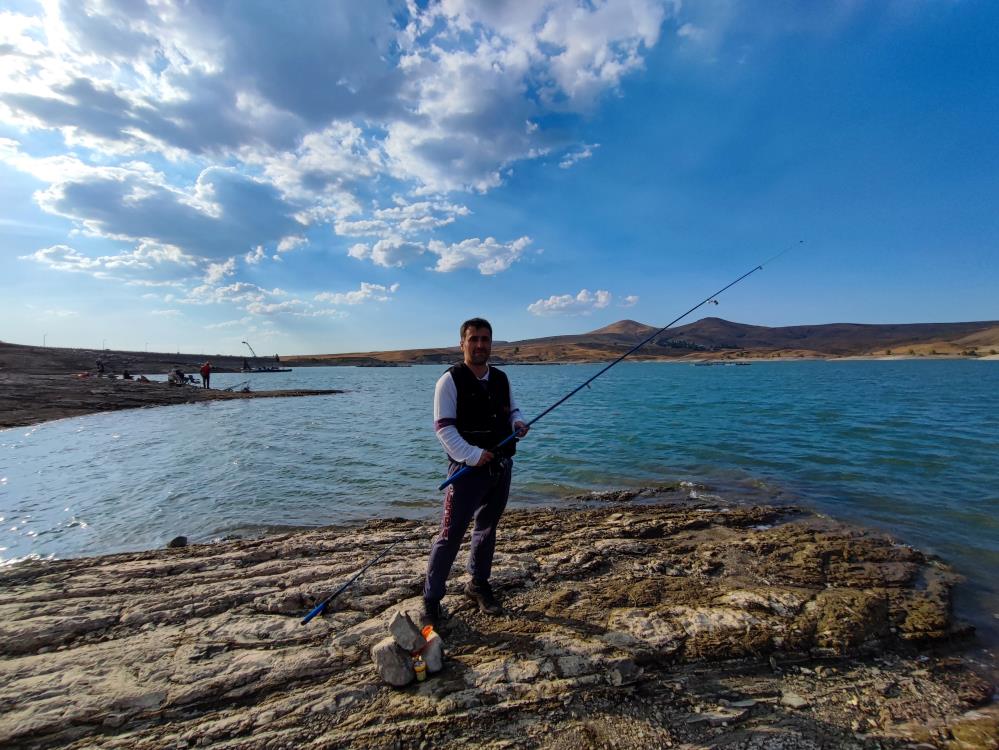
[513,420,529,438]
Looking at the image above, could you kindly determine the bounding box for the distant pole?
[43,333,47,347]
[102,338,107,350]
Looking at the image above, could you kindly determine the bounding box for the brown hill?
[286,317,999,365]
[3,318,996,376]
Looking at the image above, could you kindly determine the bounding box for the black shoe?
[465,579,503,615]
[422,597,444,629]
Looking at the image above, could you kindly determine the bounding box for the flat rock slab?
[0,501,995,749]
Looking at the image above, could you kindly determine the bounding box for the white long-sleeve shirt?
[434,366,523,465]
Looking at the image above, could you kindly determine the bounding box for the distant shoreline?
[0,372,341,430]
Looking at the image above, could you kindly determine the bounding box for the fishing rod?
[439,244,801,492]
[301,539,403,625]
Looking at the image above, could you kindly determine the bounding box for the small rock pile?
[370,610,445,687]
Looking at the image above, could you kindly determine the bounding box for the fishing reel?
[488,456,511,476]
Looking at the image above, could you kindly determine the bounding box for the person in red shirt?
[199,362,212,389]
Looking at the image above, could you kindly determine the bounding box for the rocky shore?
[0,373,341,429]
[1,493,996,749]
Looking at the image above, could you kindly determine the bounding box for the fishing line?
[438,242,802,491]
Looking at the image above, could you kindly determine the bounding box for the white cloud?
[204,257,236,283]
[559,143,600,169]
[528,288,613,316]
[427,236,532,275]
[677,23,707,42]
[621,294,639,307]
[314,282,400,305]
[245,300,304,316]
[2,1,674,298]
[205,317,252,330]
[19,242,197,282]
[244,245,266,265]
[348,237,427,268]
[182,281,283,306]
[41,308,78,318]
[276,235,307,253]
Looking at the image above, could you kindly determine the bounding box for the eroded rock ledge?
[0,499,995,749]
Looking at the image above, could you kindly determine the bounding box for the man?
[423,318,529,628]
[200,361,212,389]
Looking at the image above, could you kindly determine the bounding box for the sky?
[0,0,996,356]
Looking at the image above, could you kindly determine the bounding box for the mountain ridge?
[289,317,999,365]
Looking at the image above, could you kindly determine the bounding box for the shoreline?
[0,372,342,430]
[1,499,995,748]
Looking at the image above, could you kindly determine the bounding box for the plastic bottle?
[413,657,427,682]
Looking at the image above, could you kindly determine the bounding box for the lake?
[2,360,996,640]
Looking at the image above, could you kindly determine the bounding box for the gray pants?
[423,459,511,601]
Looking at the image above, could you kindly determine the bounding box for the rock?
[371,637,415,687]
[0,500,989,749]
[167,536,188,548]
[780,692,809,709]
[948,710,999,748]
[686,708,749,727]
[389,610,426,652]
[606,658,642,686]
[422,631,444,673]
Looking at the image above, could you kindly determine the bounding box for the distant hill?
[286,317,999,365]
[3,318,997,375]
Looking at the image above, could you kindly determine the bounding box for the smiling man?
[423,317,529,627]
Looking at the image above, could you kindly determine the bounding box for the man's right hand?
[474,450,494,466]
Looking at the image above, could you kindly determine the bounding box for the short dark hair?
[460,317,492,340]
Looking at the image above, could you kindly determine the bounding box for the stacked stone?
[370,610,445,687]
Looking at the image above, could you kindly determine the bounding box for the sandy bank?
[1,496,995,749]
[0,372,342,429]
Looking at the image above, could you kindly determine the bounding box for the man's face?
[461,326,492,366]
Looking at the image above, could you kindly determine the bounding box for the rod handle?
[300,601,326,625]
[438,465,470,490]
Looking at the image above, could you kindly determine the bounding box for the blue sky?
[1,0,996,355]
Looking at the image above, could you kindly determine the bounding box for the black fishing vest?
[449,363,516,458]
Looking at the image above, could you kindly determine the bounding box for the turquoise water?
[1,361,997,638]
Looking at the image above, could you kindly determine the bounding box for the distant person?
[122,370,133,380]
[96,357,105,375]
[168,368,186,386]
[422,317,529,628]
[200,361,212,389]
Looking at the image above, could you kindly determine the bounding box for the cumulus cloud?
[528,288,613,316]
[205,257,236,283]
[276,235,307,253]
[1,144,303,269]
[244,245,266,265]
[245,299,304,316]
[314,282,400,305]
[1,2,671,198]
[19,242,197,282]
[427,236,533,275]
[348,237,426,268]
[621,295,639,307]
[3,1,674,297]
[182,281,284,306]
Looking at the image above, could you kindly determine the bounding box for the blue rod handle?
[437,430,520,491]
